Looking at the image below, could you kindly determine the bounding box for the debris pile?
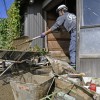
[0,50,100,100]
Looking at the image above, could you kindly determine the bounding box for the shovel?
[12,35,41,51]
[15,35,41,46]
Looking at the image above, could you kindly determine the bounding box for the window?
[81,0,100,26]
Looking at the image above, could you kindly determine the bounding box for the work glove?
[40,32,45,38]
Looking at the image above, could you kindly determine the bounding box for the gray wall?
[76,0,100,77]
[80,58,100,77]
[24,2,44,48]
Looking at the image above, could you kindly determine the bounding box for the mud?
[0,80,14,100]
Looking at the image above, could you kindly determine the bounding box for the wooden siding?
[47,12,70,61]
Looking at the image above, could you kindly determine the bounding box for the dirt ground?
[0,80,14,100]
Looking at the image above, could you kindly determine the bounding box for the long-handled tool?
[16,35,41,46]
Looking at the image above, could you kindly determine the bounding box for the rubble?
[0,50,100,100]
[10,73,53,100]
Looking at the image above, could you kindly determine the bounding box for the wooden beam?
[80,54,100,58]
[42,0,52,9]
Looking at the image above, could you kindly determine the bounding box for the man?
[41,4,76,67]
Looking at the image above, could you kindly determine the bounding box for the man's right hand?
[40,32,45,38]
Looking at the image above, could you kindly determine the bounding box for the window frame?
[80,0,100,27]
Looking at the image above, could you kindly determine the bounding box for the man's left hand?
[40,32,45,38]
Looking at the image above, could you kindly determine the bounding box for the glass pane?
[80,27,100,54]
[82,0,100,26]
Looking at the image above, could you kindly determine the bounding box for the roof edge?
[42,0,52,9]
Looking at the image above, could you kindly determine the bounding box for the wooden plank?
[49,50,69,62]
[47,32,70,40]
[80,54,100,58]
[48,41,69,50]
[43,0,63,11]
[49,56,69,62]
[55,78,94,100]
[47,13,56,19]
[47,20,56,28]
[42,0,52,9]
[47,12,70,59]
[49,50,69,57]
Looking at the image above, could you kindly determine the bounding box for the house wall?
[44,0,76,61]
[22,0,75,62]
[77,0,100,77]
[24,2,44,48]
[47,12,70,61]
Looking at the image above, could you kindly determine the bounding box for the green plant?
[33,45,48,55]
[0,0,21,49]
[7,0,21,49]
[0,19,8,49]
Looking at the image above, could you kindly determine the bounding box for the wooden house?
[19,0,100,77]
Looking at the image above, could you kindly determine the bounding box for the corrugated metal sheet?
[24,2,44,48]
[79,58,100,77]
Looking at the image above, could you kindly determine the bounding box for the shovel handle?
[16,35,41,46]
